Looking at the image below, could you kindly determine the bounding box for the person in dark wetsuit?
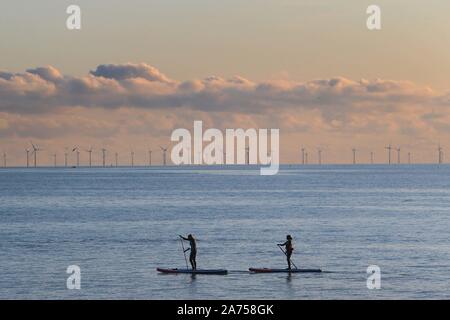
[179,234,197,270]
[278,235,294,270]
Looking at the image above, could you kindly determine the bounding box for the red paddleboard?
[157,268,228,275]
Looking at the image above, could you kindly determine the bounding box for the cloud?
[0,71,14,80]
[26,66,63,83]
[1,63,450,165]
[90,63,173,84]
[0,63,444,117]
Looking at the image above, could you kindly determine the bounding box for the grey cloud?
[90,63,173,83]
[0,72,14,80]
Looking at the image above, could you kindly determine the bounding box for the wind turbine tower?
[148,149,152,166]
[72,147,80,167]
[318,149,322,165]
[131,150,135,167]
[30,142,41,168]
[160,146,168,165]
[85,147,93,167]
[396,147,401,164]
[53,153,57,167]
[301,148,305,165]
[408,152,411,164]
[385,144,392,164]
[370,152,374,164]
[26,149,30,168]
[352,148,356,165]
[438,144,443,164]
[245,146,250,165]
[102,148,107,167]
[3,152,6,168]
[64,148,68,167]
[115,152,118,167]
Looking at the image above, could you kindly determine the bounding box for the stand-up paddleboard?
[157,268,228,275]
[249,268,322,273]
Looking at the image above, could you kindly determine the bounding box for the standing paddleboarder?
[179,234,197,270]
[278,235,294,270]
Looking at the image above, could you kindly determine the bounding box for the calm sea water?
[1,165,449,299]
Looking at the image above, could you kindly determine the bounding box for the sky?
[1,0,450,165]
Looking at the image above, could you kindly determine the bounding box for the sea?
[1,165,449,299]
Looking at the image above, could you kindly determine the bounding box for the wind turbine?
[160,146,168,166]
[148,149,152,166]
[85,147,93,167]
[385,144,392,164]
[72,147,80,167]
[101,148,107,167]
[2,152,6,168]
[53,153,57,167]
[26,148,30,168]
[64,148,68,167]
[131,150,135,167]
[30,142,41,167]
[370,151,374,164]
[318,149,322,165]
[408,152,411,164]
[245,146,250,165]
[396,147,401,164]
[352,148,356,165]
[115,152,118,167]
[305,152,308,164]
[301,147,306,165]
[438,144,443,164]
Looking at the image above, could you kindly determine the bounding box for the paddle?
[179,236,189,269]
[277,244,298,270]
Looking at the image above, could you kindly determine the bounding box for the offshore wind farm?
[0,142,445,168]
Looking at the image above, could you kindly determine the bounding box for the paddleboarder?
[179,234,197,270]
[278,235,294,270]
